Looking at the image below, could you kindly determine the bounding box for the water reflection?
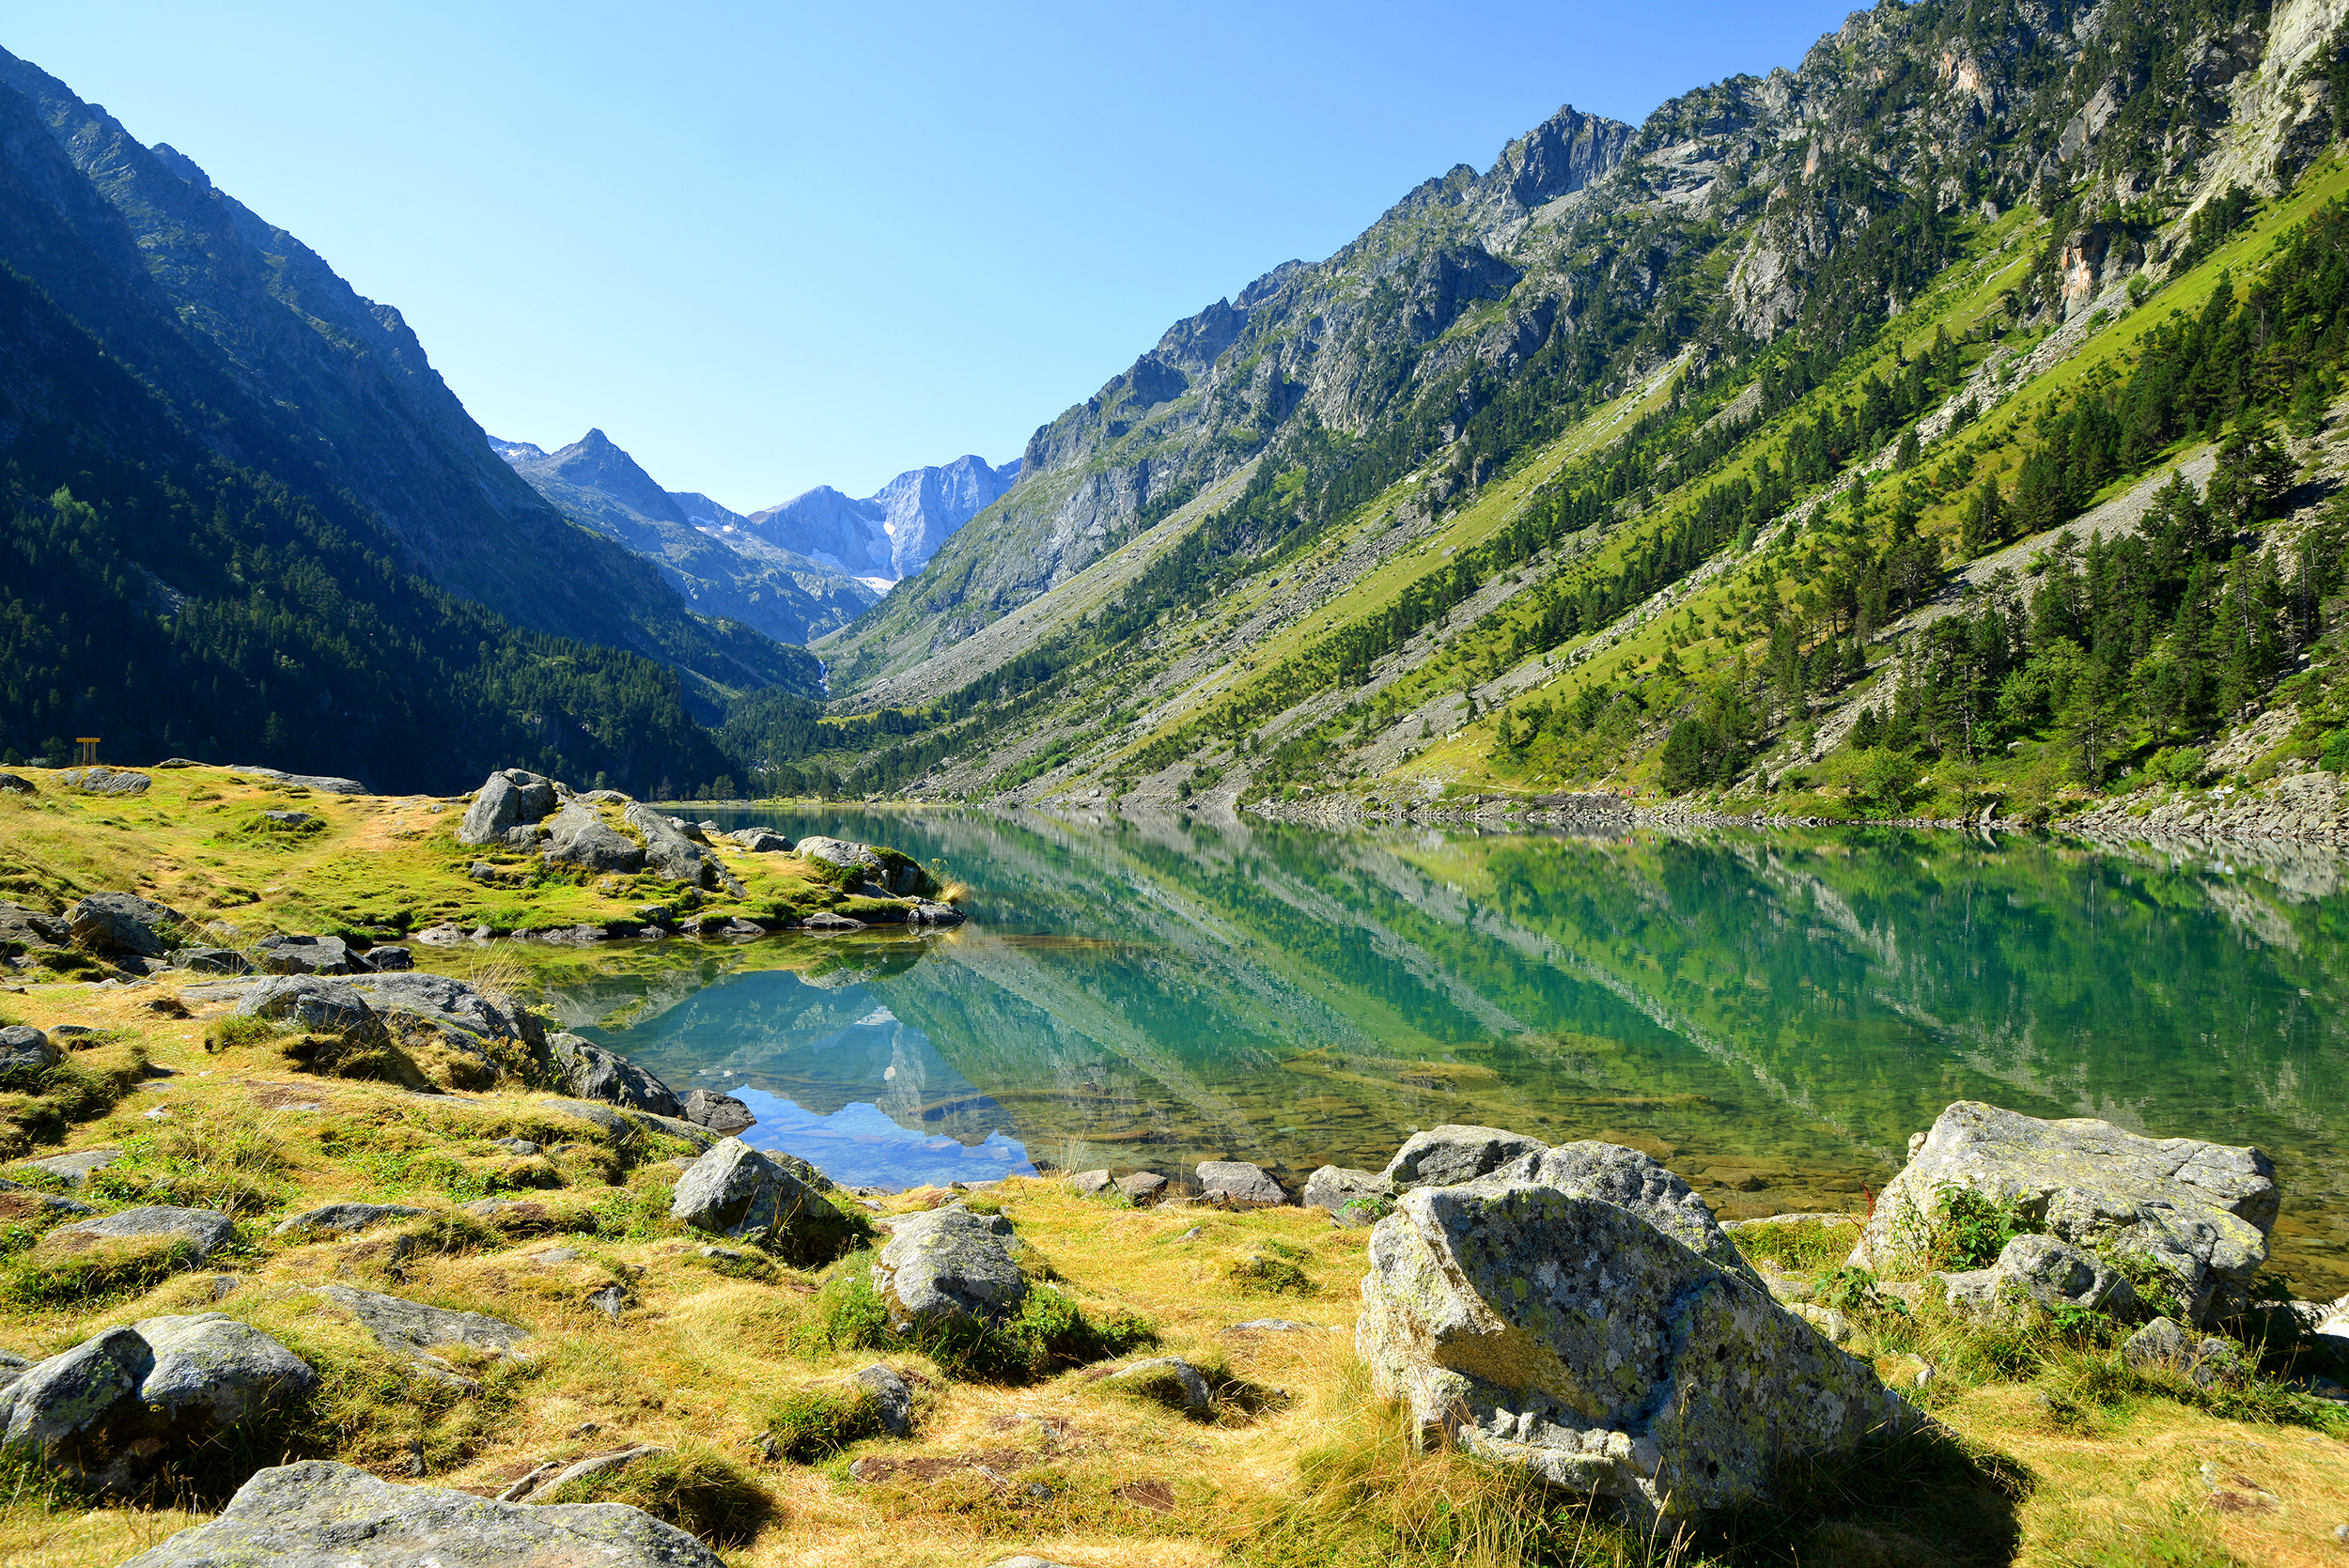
[537,808,2349,1296]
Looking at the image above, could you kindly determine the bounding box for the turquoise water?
[540,810,2349,1297]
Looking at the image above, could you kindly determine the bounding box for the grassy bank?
[0,964,2342,1565]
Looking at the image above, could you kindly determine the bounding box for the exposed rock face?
[1359,1176,1906,1522]
[1381,1124,1548,1188]
[1535,1141,1758,1282]
[546,1032,682,1117]
[457,769,557,846]
[625,803,736,891]
[1196,1160,1286,1205]
[68,892,187,956]
[796,835,879,871]
[226,767,367,795]
[117,1460,725,1567]
[1848,1102,2277,1324]
[272,1203,424,1237]
[57,767,150,796]
[309,1285,529,1364]
[669,1138,854,1258]
[872,1203,1027,1333]
[540,803,646,873]
[50,1205,235,1264]
[0,1314,316,1490]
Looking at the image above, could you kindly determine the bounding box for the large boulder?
[49,1206,236,1265]
[540,804,646,873]
[1302,1166,1393,1223]
[68,892,188,957]
[795,835,879,871]
[872,1203,1027,1334]
[117,1460,723,1567]
[546,1033,682,1117]
[255,933,357,976]
[1359,1177,1906,1523]
[1197,1160,1286,1206]
[1380,1124,1548,1188]
[236,976,381,1036]
[1930,1233,2140,1321]
[625,804,735,892]
[680,1089,755,1136]
[1535,1142,1759,1283]
[669,1139,854,1258]
[456,769,558,846]
[1847,1101,2278,1324]
[0,1314,316,1491]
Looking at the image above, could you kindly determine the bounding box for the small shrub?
[1812,1265,1900,1316]
[764,1383,886,1462]
[1336,1193,1394,1227]
[1932,1183,2030,1270]
[1229,1251,1315,1296]
[537,1444,774,1546]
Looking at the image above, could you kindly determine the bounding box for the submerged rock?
[1359,1174,1906,1522]
[873,1203,1026,1333]
[1847,1101,2277,1324]
[118,1460,723,1567]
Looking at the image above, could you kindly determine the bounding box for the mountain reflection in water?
[535,808,2349,1296]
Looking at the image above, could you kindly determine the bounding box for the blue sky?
[9,2,1855,509]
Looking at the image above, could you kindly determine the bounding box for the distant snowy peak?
[744,454,1019,582]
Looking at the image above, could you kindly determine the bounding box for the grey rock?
[0,772,34,793]
[1359,1178,1907,1522]
[0,1314,314,1490]
[729,830,793,852]
[256,933,356,976]
[1535,1141,1756,1282]
[679,1088,754,1135]
[308,1284,529,1359]
[69,892,187,957]
[1302,1165,1393,1222]
[1197,1160,1285,1206]
[1234,1318,1320,1331]
[0,1025,59,1080]
[117,1459,723,1566]
[457,769,557,846]
[1380,1124,1548,1188]
[669,1138,853,1256]
[624,803,730,891]
[257,810,312,828]
[1068,1168,1112,1195]
[272,1203,424,1237]
[986,1560,1077,1568]
[540,803,646,874]
[0,1176,96,1218]
[490,1138,541,1156]
[173,945,252,974]
[57,767,151,797]
[873,1202,1026,1332]
[532,1443,667,1498]
[1116,1170,1168,1203]
[2122,1316,2246,1388]
[227,768,368,796]
[236,975,378,1033]
[586,1283,628,1320]
[1848,1101,2277,1324]
[1990,1233,2139,1317]
[14,1146,122,1186]
[801,910,864,932]
[855,1364,913,1436]
[906,900,964,924]
[1109,1356,1213,1414]
[362,945,413,971]
[50,1205,235,1264]
[546,1032,682,1117]
[795,835,879,870]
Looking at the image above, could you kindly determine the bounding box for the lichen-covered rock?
[308,1285,529,1361]
[873,1202,1026,1333]
[1302,1165,1394,1224]
[272,1203,424,1237]
[118,1460,723,1567]
[2122,1316,2245,1388]
[1534,1142,1758,1283]
[855,1364,913,1436]
[669,1138,854,1258]
[0,1314,315,1491]
[50,1205,235,1264]
[255,933,357,975]
[457,769,557,846]
[68,892,186,956]
[1380,1124,1547,1188]
[546,1032,682,1117]
[1359,1178,1906,1522]
[1848,1101,2277,1324]
[1986,1234,2139,1317]
[1197,1160,1286,1205]
[625,803,736,891]
[1067,1169,1113,1195]
[1109,1356,1213,1415]
[0,1025,59,1082]
[540,803,646,873]
[680,1088,754,1135]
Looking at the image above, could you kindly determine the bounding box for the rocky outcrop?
[118,1460,724,1567]
[872,1203,1027,1333]
[256,933,358,975]
[540,803,646,873]
[226,767,367,795]
[457,769,557,846]
[1931,1234,2140,1321]
[1380,1124,1547,1188]
[308,1285,529,1372]
[625,804,740,893]
[669,1139,854,1259]
[57,767,150,796]
[0,1314,317,1492]
[1359,1174,1906,1522]
[1848,1101,2277,1324]
[546,1033,681,1117]
[68,892,186,957]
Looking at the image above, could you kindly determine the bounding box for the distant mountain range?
[492,431,1018,641]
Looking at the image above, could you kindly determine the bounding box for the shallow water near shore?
[537,809,2349,1299]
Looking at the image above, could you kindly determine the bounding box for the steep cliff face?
[0,45,812,696]
[496,430,879,644]
[742,455,1018,583]
[821,0,2323,693]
